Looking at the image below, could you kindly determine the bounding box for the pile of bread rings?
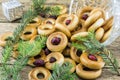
[0,5,114,80]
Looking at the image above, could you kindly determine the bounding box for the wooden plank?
[0,23,120,80]
[0,0,71,22]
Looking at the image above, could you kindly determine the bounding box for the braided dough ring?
[21,25,37,40]
[64,58,76,73]
[80,52,105,69]
[95,28,105,41]
[70,47,82,63]
[0,32,13,47]
[28,50,46,66]
[76,63,102,80]
[45,52,64,70]
[46,32,68,52]
[38,24,55,36]
[28,67,51,80]
[71,32,88,41]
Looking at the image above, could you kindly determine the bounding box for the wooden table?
[0,0,120,80]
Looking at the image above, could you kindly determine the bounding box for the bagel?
[64,58,76,73]
[29,16,41,28]
[95,28,105,41]
[88,18,104,31]
[28,50,46,66]
[45,52,64,70]
[63,14,79,31]
[28,67,51,80]
[79,6,94,25]
[84,11,102,28]
[46,32,68,52]
[0,32,13,47]
[90,8,105,20]
[71,32,88,41]
[76,63,102,79]
[102,16,113,31]
[55,23,71,37]
[56,14,79,31]
[80,52,105,69]
[70,47,83,63]
[101,27,112,42]
[21,25,37,40]
[38,24,55,36]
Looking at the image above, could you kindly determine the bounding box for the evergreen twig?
[49,62,79,80]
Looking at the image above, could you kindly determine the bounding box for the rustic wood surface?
[0,0,120,80]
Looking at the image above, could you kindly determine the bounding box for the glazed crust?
[46,32,68,52]
[64,58,76,73]
[38,24,55,36]
[95,28,105,41]
[21,25,37,40]
[80,52,105,69]
[0,32,13,47]
[45,52,64,70]
[76,63,102,79]
[28,67,51,80]
[71,32,88,41]
[70,47,81,63]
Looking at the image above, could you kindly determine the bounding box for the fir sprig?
[32,0,61,16]
[13,9,37,43]
[18,36,47,57]
[49,62,79,80]
[72,31,120,76]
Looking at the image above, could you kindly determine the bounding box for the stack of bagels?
[0,5,113,80]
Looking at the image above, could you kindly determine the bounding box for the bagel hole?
[65,20,71,25]
[24,31,32,35]
[46,21,52,24]
[34,55,41,59]
[37,73,45,79]
[30,20,37,23]
[83,67,94,71]
[49,57,56,63]
[5,37,9,41]
[76,49,82,57]
[82,13,89,20]
[51,37,61,45]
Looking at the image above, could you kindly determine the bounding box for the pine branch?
[32,0,61,16]
[72,31,120,76]
[18,36,47,57]
[13,9,37,43]
[49,62,79,80]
